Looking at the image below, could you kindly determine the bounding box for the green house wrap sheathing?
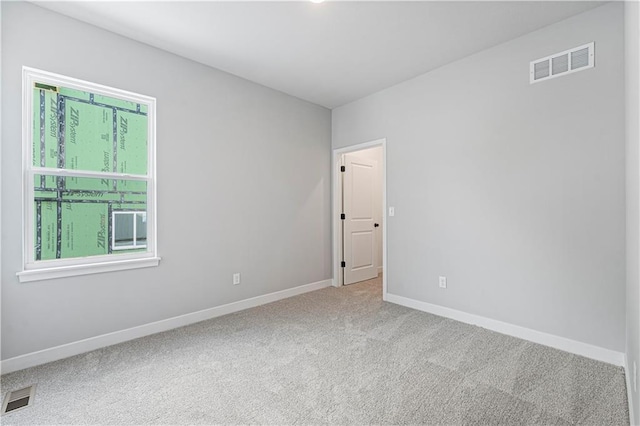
[32,85,148,261]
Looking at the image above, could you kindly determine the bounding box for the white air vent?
[2,385,36,415]
[530,42,594,84]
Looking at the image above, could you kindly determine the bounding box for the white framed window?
[18,67,159,282]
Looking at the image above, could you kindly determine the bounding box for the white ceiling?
[33,1,605,109]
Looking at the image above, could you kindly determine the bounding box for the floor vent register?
[2,385,36,415]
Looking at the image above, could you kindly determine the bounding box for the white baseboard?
[626,354,638,426]
[386,293,625,367]
[1,279,332,374]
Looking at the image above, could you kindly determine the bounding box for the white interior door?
[343,153,378,285]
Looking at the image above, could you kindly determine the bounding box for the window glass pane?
[114,214,134,247]
[116,110,148,175]
[32,87,59,173]
[34,174,147,260]
[34,200,57,261]
[31,84,148,175]
[136,213,147,244]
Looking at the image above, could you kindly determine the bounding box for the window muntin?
[21,68,157,280]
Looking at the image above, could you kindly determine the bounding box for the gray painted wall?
[1,1,332,360]
[626,1,640,422]
[333,3,625,351]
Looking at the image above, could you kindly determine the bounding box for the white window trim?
[18,67,160,282]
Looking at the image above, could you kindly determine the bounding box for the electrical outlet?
[634,361,637,392]
[439,276,447,289]
[233,273,241,285]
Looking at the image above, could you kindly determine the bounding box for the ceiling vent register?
[530,42,594,84]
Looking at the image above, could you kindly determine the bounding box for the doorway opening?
[332,139,387,300]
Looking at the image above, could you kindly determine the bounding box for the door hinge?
[341,165,346,172]
[340,213,345,220]
[341,261,346,268]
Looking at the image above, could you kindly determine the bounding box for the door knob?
[374,223,379,227]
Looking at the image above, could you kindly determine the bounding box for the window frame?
[18,67,159,283]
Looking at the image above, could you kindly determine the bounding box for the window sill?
[17,257,161,283]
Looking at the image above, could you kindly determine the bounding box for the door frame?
[332,138,388,301]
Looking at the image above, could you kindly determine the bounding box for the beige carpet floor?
[1,275,630,424]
